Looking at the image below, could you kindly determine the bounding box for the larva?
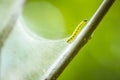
[67,19,87,43]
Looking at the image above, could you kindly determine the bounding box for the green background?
[23,0,120,80]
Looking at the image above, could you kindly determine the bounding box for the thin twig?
[0,0,26,79]
[43,0,115,80]
[0,0,25,48]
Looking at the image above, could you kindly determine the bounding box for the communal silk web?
[1,1,68,80]
[1,1,87,80]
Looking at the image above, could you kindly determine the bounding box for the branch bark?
[44,0,115,80]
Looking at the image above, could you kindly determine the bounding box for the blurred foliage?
[23,0,120,80]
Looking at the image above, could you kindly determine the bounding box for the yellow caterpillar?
[67,19,87,43]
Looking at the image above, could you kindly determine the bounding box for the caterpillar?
[67,19,87,43]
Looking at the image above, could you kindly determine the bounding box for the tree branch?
[43,0,115,80]
[0,0,25,48]
[0,0,25,79]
